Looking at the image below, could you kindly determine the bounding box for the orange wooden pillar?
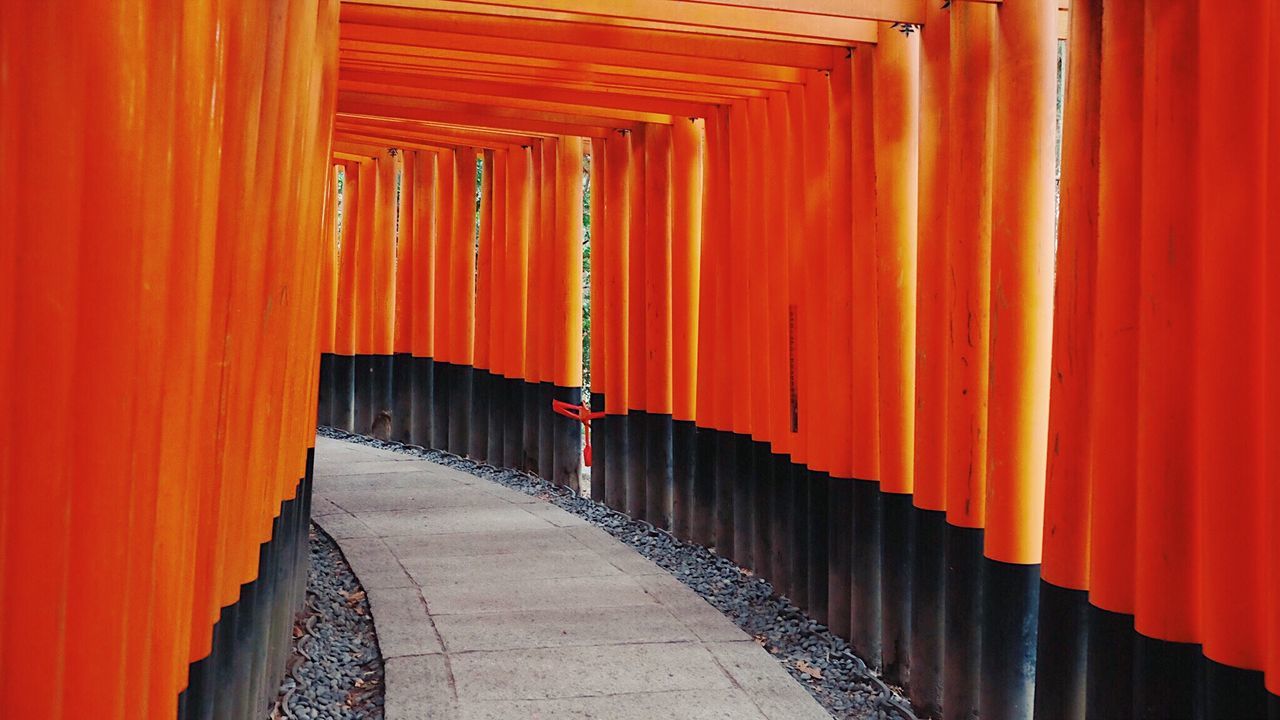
[504,145,534,469]
[783,88,810,610]
[1084,0,1143,713]
[702,105,735,562]
[588,140,607,498]
[409,151,439,448]
[983,1,1059,717]
[671,118,703,540]
[534,139,558,475]
[764,91,796,593]
[852,44,886,667]
[317,166,342,428]
[1195,0,1271,715]
[1036,1,1102,717]
[447,147,476,456]
[824,57,857,646]
[353,158,378,435]
[392,151,416,444]
[552,136,586,490]
[943,5,997,718]
[602,132,633,512]
[472,149,495,460]
[909,2,951,712]
[872,24,920,687]
[1133,2,1201,715]
[1269,7,1280,711]
[625,129,650,519]
[333,163,359,431]
[523,140,548,473]
[643,124,674,524]
[487,149,509,464]
[431,147,456,450]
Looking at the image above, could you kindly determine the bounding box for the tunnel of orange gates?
[3,1,1279,719]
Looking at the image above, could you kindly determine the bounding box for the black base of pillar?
[591,394,608,500]
[604,413,628,511]
[431,362,451,451]
[410,356,434,447]
[372,354,393,436]
[1134,633,1202,720]
[672,419,696,540]
[553,384,583,491]
[730,434,753,568]
[768,452,792,601]
[470,369,491,461]
[332,354,355,432]
[826,476,853,641]
[502,377,525,469]
[354,354,373,435]
[1203,652,1269,720]
[944,524,984,720]
[805,470,829,628]
[980,558,1040,720]
[910,507,947,718]
[750,440,772,581]
[520,381,540,474]
[1034,581,1088,720]
[537,381,555,478]
[712,430,734,558]
[625,410,648,520]
[447,365,473,456]
[317,353,335,427]
[882,492,914,687]
[487,373,505,464]
[851,478,883,669]
[391,353,413,444]
[645,412,673,529]
[788,461,809,611]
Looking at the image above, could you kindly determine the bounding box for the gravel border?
[318,426,917,720]
[271,524,385,720]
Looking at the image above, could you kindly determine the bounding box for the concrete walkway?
[312,436,830,720]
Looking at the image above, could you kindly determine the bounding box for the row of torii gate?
[2,1,1278,719]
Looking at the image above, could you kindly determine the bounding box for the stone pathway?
[312,436,831,720]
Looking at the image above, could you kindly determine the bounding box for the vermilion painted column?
[602,133,632,511]
[553,136,585,490]
[764,92,795,595]
[410,152,438,448]
[944,5,996,718]
[472,149,495,460]
[370,149,398,438]
[744,97,773,580]
[824,58,856,645]
[1036,2,1102,718]
[671,118,703,540]
[317,167,341,428]
[334,163,359,432]
[626,129,650,519]
[1134,2,1202,716]
[1136,4,1203,712]
[873,23,920,687]
[353,158,377,437]
[392,151,415,444]
[488,149,509,464]
[783,89,809,610]
[448,147,476,456]
[1196,1,1270,715]
[588,141,607,500]
[694,111,723,551]
[505,146,533,470]
[536,139,558,476]
[431,148,455,451]
[983,1,1059,717]
[910,2,950,712]
[1085,0,1143,713]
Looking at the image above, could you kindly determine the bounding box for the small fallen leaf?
[795,660,823,681]
[753,634,768,647]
